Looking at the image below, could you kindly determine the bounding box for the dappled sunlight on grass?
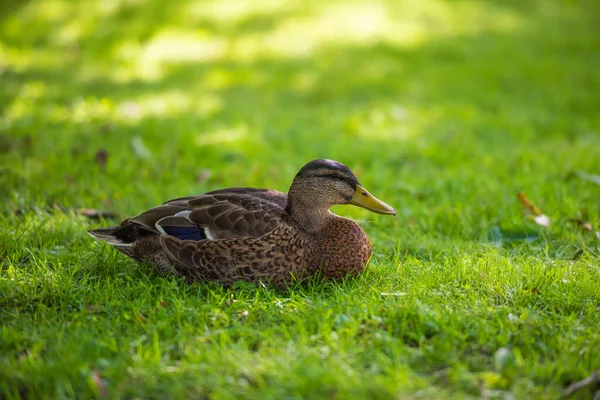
[0,0,576,159]
[1,1,600,396]
[195,123,250,147]
[2,0,528,80]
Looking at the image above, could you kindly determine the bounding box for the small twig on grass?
[563,370,600,398]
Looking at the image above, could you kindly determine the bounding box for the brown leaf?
[570,219,600,239]
[563,370,600,397]
[18,348,30,361]
[94,149,108,169]
[195,169,213,182]
[531,287,538,295]
[517,192,542,216]
[100,123,113,135]
[517,192,550,227]
[77,209,118,220]
[225,298,237,306]
[91,369,106,396]
[570,219,593,232]
[160,301,168,308]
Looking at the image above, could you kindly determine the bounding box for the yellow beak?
[349,185,396,215]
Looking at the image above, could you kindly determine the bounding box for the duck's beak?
[349,185,396,216]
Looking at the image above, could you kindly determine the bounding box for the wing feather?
[128,188,288,241]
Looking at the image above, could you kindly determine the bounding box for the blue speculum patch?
[162,226,205,241]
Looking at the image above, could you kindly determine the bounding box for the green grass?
[1,0,600,398]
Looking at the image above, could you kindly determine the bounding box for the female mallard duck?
[89,159,396,287]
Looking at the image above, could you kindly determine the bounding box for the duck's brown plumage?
[89,159,396,287]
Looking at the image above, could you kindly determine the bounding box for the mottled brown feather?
[129,188,287,239]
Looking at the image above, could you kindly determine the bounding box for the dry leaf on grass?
[563,370,600,398]
[517,192,550,227]
[130,136,152,160]
[570,218,600,240]
[91,369,106,397]
[487,226,539,245]
[567,170,600,186]
[195,169,213,182]
[94,149,108,169]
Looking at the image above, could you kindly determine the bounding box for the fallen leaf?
[76,209,118,220]
[91,369,106,396]
[225,298,237,306]
[533,214,551,227]
[195,169,213,182]
[531,287,538,295]
[517,192,550,227]
[0,135,32,153]
[18,348,30,361]
[570,218,600,240]
[487,226,539,244]
[240,309,249,317]
[517,192,542,215]
[160,301,168,308]
[571,248,585,261]
[568,170,600,186]
[100,123,113,134]
[130,136,152,160]
[94,149,108,169]
[563,370,600,398]
[570,219,594,232]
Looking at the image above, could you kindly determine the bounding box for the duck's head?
[286,159,396,226]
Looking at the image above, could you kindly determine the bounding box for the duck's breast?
[314,217,373,279]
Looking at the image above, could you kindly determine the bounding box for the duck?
[88,159,396,287]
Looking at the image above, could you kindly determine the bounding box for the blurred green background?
[1,0,600,398]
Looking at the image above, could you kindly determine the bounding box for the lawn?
[1,0,600,398]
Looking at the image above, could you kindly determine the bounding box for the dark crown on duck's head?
[294,159,360,188]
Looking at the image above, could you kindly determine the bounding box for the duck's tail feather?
[88,227,132,247]
[88,222,154,247]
